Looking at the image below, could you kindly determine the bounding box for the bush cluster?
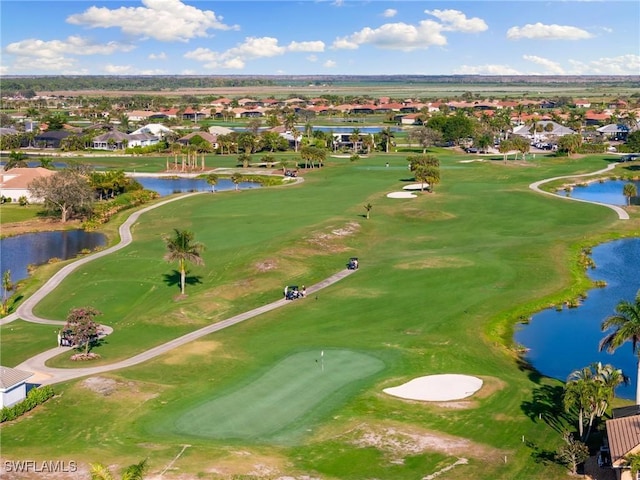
[1,386,55,423]
[578,143,607,154]
[83,189,159,230]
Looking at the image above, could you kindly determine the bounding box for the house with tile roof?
[606,414,640,479]
[0,366,34,408]
[0,167,58,202]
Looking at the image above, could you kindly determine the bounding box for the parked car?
[621,154,639,162]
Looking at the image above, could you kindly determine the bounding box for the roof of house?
[178,131,217,143]
[598,124,630,133]
[93,130,130,142]
[0,366,33,389]
[0,167,57,189]
[606,414,640,466]
[34,130,71,140]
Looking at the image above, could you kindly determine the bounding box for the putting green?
[172,349,385,443]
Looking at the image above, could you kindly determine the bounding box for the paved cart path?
[528,162,629,220]
[2,187,354,385]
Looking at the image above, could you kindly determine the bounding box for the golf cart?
[348,257,359,270]
[285,286,301,300]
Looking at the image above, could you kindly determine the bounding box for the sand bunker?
[383,374,483,401]
[387,191,417,199]
[402,183,430,191]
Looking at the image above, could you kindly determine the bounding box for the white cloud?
[5,35,134,57]
[523,55,565,74]
[149,52,167,60]
[507,23,593,40]
[453,64,522,75]
[3,36,133,74]
[332,10,485,51]
[323,60,337,68]
[287,40,325,52]
[226,37,285,59]
[185,36,325,70]
[569,54,640,74]
[333,20,447,51]
[382,9,397,18]
[104,64,167,74]
[66,0,238,42]
[424,9,488,33]
[307,54,318,62]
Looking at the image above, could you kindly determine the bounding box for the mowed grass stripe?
[173,350,385,442]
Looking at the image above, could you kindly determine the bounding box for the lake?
[0,230,107,296]
[514,238,640,399]
[134,177,261,196]
[559,179,640,206]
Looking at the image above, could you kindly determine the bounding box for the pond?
[134,176,261,197]
[559,179,640,206]
[514,238,640,399]
[0,230,107,296]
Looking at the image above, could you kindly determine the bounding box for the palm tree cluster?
[563,362,627,441]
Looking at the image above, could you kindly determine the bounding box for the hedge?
[1,386,55,423]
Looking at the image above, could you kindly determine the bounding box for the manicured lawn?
[167,349,385,444]
[0,204,43,224]
[1,150,638,478]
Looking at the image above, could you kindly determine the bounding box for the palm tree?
[90,459,147,480]
[206,173,218,193]
[623,183,637,206]
[600,290,640,404]
[379,126,395,153]
[1,270,14,315]
[163,229,205,296]
[349,128,361,154]
[564,367,597,440]
[364,203,372,219]
[230,172,243,191]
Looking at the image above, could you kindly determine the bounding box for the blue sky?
[1,0,638,76]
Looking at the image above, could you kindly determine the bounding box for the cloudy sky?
[1,0,638,76]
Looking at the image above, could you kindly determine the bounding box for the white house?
[0,167,57,203]
[0,366,33,408]
[131,123,175,138]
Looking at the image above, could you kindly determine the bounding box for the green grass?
[166,349,385,444]
[0,204,43,225]
[0,321,59,367]
[1,149,638,478]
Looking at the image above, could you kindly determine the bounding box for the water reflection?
[134,177,260,197]
[560,179,640,206]
[515,238,640,399]
[0,230,106,294]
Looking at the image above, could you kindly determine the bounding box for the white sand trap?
[459,159,485,163]
[383,374,483,401]
[387,191,417,198]
[403,183,430,191]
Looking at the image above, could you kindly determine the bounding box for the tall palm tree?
[623,183,637,206]
[349,128,361,153]
[230,172,243,191]
[163,229,205,296]
[600,290,640,404]
[206,173,218,193]
[379,126,394,153]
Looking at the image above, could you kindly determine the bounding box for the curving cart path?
[2,186,355,386]
[528,162,629,220]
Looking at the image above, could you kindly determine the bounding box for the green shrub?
[18,196,28,206]
[1,386,54,423]
[578,143,606,154]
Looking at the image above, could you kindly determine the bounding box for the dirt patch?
[343,421,507,463]
[162,340,223,365]
[81,376,119,396]
[255,258,278,273]
[304,221,360,253]
[395,256,474,270]
[80,376,159,402]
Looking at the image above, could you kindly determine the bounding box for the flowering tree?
[64,307,102,356]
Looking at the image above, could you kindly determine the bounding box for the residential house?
[33,130,71,148]
[597,124,631,141]
[92,130,131,150]
[127,133,159,148]
[131,123,175,138]
[606,413,640,480]
[177,131,218,149]
[0,167,57,203]
[0,366,34,408]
